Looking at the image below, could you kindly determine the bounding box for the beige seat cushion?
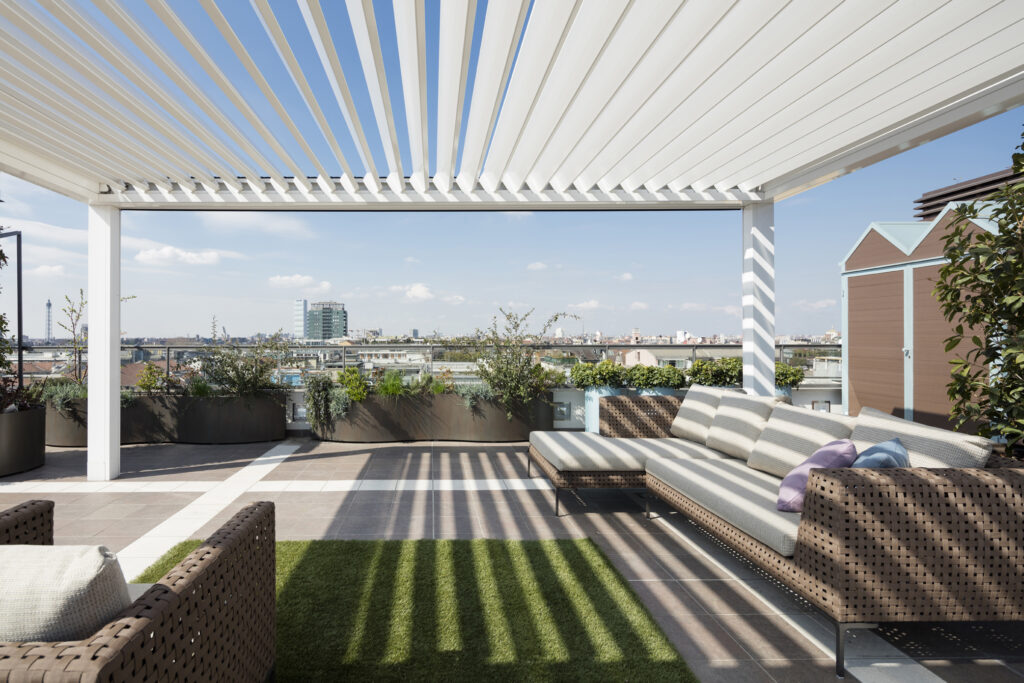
[747,404,856,478]
[0,545,131,642]
[670,385,728,442]
[647,456,801,556]
[705,393,777,461]
[529,431,731,472]
[851,407,992,469]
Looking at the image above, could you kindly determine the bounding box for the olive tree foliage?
[934,129,1024,446]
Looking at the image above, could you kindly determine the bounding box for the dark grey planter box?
[0,405,46,476]
[45,395,285,446]
[314,394,554,442]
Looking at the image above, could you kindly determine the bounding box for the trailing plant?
[336,367,369,402]
[934,129,1024,446]
[455,383,495,410]
[201,334,287,397]
[375,369,409,398]
[774,362,805,389]
[474,308,572,419]
[305,374,341,433]
[570,360,627,388]
[627,364,687,389]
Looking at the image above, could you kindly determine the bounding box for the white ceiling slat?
[526,0,684,195]
[455,0,530,194]
[198,0,334,188]
[344,0,404,191]
[719,2,1019,191]
[736,27,1024,193]
[612,0,850,194]
[0,135,102,201]
[146,0,314,192]
[572,0,788,194]
[298,0,382,193]
[393,0,429,193]
[674,0,1001,192]
[478,0,579,194]
[433,0,475,193]
[7,1,238,191]
[548,0,738,194]
[246,0,360,193]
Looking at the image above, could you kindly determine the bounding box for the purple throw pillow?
[777,439,858,513]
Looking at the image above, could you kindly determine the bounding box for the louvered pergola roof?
[1,0,1022,211]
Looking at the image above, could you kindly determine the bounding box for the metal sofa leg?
[554,487,560,516]
[835,622,877,678]
[645,497,650,520]
[527,457,531,477]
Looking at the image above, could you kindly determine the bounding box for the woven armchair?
[0,500,276,683]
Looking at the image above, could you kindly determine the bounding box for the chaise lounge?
[528,385,1024,676]
[0,500,276,682]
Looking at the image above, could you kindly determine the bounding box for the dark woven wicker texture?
[0,499,53,546]
[0,501,276,683]
[599,395,681,438]
[528,444,646,490]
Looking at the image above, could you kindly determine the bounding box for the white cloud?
[794,298,837,311]
[443,294,465,305]
[615,272,634,281]
[629,301,648,310]
[391,283,435,301]
[404,256,420,263]
[199,212,314,239]
[506,300,529,309]
[672,302,742,317]
[569,299,600,310]
[305,281,332,296]
[134,246,223,266]
[27,264,66,277]
[0,196,33,217]
[526,261,547,271]
[269,274,315,288]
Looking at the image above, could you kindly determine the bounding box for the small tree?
[59,289,87,383]
[934,129,1024,447]
[475,308,571,419]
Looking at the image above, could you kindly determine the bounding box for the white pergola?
[1,0,1022,479]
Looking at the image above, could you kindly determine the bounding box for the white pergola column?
[87,204,121,480]
[741,201,776,396]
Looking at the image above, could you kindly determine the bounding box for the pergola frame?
[1,0,1021,479]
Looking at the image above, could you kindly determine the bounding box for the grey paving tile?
[757,658,856,683]
[713,614,829,660]
[917,659,1024,682]
[684,659,775,683]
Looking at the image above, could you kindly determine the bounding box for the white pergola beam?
[393,0,429,193]
[434,0,475,193]
[87,205,121,481]
[0,135,102,201]
[742,201,775,397]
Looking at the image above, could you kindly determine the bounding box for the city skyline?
[0,109,1021,339]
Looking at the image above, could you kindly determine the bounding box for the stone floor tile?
[757,658,856,683]
[713,614,830,660]
[627,579,706,617]
[917,659,1024,682]
[684,659,775,683]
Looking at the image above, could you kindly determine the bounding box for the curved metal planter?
[314,394,554,442]
[0,405,46,476]
[45,395,285,446]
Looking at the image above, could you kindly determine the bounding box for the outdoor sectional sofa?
[0,500,275,682]
[528,386,1024,677]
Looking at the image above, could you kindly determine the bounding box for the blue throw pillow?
[852,438,910,468]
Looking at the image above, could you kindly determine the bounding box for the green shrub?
[336,367,368,402]
[32,378,86,412]
[135,362,165,394]
[202,335,286,397]
[455,383,495,409]
[305,374,350,433]
[774,362,805,389]
[185,375,214,398]
[432,368,455,394]
[120,390,135,408]
[627,364,687,389]
[687,357,743,387]
[408,372,436,395]
[570,360,627,388]
[375,370,408,398]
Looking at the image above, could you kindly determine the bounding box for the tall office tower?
[293,299,308,339]
[306,302,348,340]
[45,299,52,342]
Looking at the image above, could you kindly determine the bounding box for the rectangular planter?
[0,405,46,476]
[45,395,286,446]
[315,394,553,442]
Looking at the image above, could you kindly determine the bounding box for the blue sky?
[0,0,1020,339]
[2,105,1021,339]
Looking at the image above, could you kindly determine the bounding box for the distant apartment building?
[293,299,307,339]
[306,301,348,340]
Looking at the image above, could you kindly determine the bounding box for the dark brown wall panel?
[848,271,904,418]
[844,229,910,271]
[913,266,954,428]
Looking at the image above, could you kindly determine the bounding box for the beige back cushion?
[705,393,777,460]
[0,545,131,642]
[669,385,727,443]
[851,407,992,468]
[746,404,856,478]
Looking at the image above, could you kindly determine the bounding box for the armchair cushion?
[852,407,992,468]
[0,544,131,642]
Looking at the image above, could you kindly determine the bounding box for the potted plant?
[686,357,804,397]
[774,362,806,398]
[571,360,628,433]
[0,245,45,477]
[626,364,687,396]
[934,129,1024,455]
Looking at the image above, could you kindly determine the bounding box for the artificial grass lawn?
[136,538,696,682]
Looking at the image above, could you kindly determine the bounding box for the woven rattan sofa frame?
[0,500,276,682]
[530,394,1024,676]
